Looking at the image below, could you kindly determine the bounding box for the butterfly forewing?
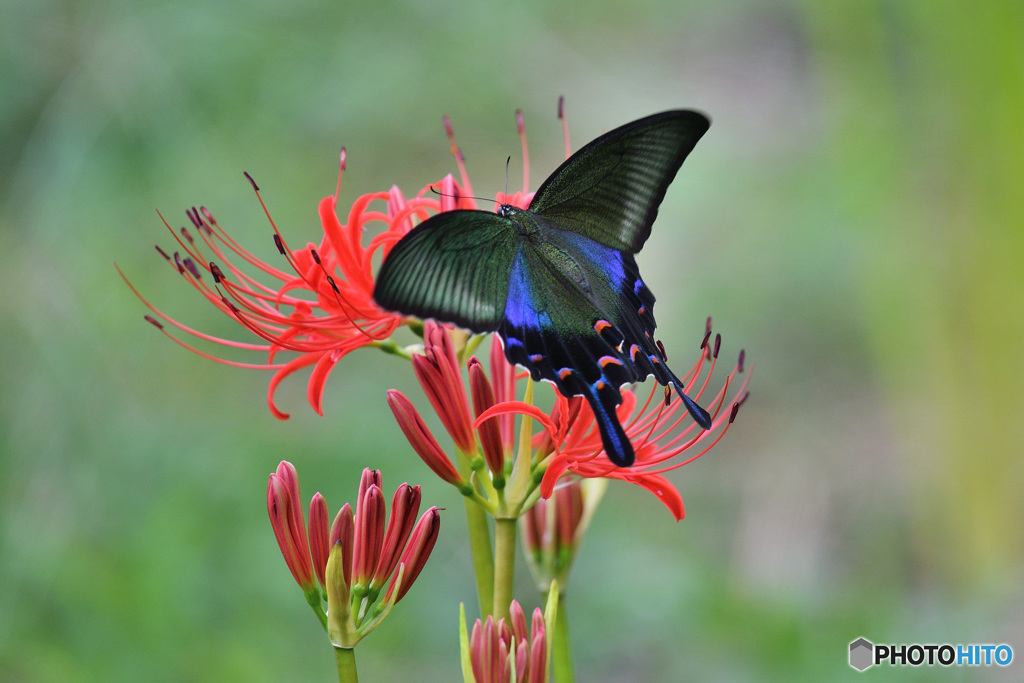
[374,210,518,333]
[528,110,709,254]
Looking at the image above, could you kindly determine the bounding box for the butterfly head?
[497,204,519,219]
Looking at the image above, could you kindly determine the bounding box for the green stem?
[493,518,517,618]
[464,498,495,617]
[333,647,358,683]
[552,595,574,683]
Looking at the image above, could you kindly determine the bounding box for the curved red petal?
[631,473,685,521]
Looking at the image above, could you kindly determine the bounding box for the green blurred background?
[2,0,1021,680]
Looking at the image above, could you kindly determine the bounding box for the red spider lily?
[122,148,492,419]
[266,461,440,646]
[477,319,751,520]
[466,600,548,683]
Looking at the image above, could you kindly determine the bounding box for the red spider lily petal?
[555,479,584,547]
[489,338,518,453]
[469,357,505,475]
[509,599,528,643]
[414,322,476,453]
[384,506,441,604]
[474,401,559,442]
[631,473,685,521]
[308,492,331,589]
[386,390,464,486]
[529,608,548,683]
[358,467,383,502]
[266,461,316,590]
[370,483,422,591]
[353,484,385,587]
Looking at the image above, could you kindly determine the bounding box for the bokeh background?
[2,0,1022,680]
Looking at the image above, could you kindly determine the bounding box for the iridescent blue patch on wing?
[633,278,644,295]
[505,248,552,335]
[504,249,536,329]
[557,232,626,287]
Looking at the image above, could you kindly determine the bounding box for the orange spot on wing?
[593,319,613,334]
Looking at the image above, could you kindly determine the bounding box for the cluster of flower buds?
[266,461,440,647]
[460,599,552,683]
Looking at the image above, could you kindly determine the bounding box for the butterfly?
[373,110,712,467]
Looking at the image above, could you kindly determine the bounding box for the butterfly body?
[375,110,713,466]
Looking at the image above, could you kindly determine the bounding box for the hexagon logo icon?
[849,637,874,671]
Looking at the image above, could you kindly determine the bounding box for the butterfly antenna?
[504,155,511,199]
[558,95,571,160]
[429,186,496,205]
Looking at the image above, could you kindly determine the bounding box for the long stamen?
[516,109,529,195]
[443,115,474,198]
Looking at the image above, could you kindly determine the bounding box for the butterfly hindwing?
[528,110,710,254]
[498,219,690,466]
[374,210,518,333]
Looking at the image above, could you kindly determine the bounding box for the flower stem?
[464,498,495,617]
[334,647,358,683]
[493,517,517,618]
[552,595,575,682]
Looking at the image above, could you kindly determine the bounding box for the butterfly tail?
[583,381,636,467]
[675,384,713,431]
[661,366,712,431]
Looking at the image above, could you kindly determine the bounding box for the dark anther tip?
[700,328,712,349]
[713,333,721,359]
[325,275,339,293]
[144,315,164,330]
[729,402,740,424]
[173,252,184,274]
[738,349,746,373]
[243,171,259,191]
[310,248,321,265]
[155,245,171,260]
[210,262,223,283]
[200,206,213,221]
[339,147,346,170]
[557,96,565,119]
[180,227,193,244]
[187,207,201,228]
[738,390,750,407]
[273,233,286,255]
[183,258,201,279]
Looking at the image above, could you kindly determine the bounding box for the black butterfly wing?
[373,210,519,333]
[498,219,710,467]
[528,110,709,254]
